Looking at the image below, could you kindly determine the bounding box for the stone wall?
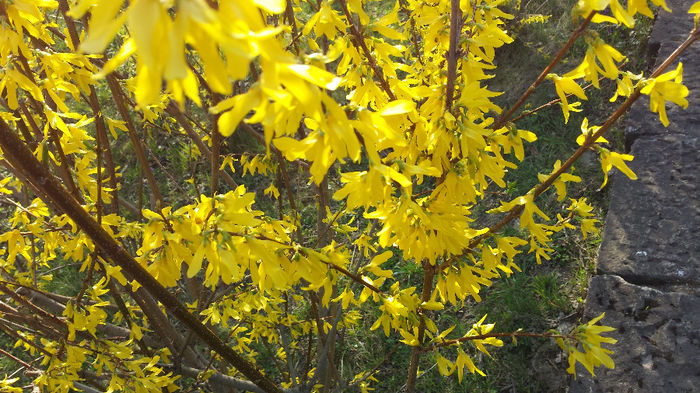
[570,1,700,391]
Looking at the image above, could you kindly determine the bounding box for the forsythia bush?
[0,0,698,392]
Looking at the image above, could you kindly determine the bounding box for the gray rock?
[625,0,700,146]
[570,275,700,393]
[625,92,700,147]
[572,3,700,392]
[649,0,695,59]
[596,136,700,290]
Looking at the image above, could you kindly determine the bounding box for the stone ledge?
[570,275,700,393]
[596,135,699,286]
[625,0,700,145]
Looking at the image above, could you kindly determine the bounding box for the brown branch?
[274,149,302,243]
[163,364,267,393]
[95,109,104,221]
[444,0,462,112]
[9,106,37,148]
[423,331,574,352]
[165,101,239,190]
[262,338,289,382]
[0,305,65,342]
[74,255,97,306]
[88,85,120,215]
[128,285,204,368]
[405,263,435,393]
[277,302,299,386]
[316,176,331,247]
[508,79,599,123]
[12,63,84,205]
[492,12,596,130]
[325,261,382,294]
[0,283,66,333]
[0,319,55,358]
[11,281,163,351]
[209,89,226,197]
[57,0,119,213]
[56,0,80,48]
[211,114,221,196]
[284,0,300,54]
[16,101,43,143]
[0,119,284,393]
[47,124,84,203]
[0,346,34,370]
[398,0,423,65]
[314,201,346,248]
[105,75,163,208]
[338,0,397,101]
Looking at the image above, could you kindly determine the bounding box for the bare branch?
[0,119,285,393]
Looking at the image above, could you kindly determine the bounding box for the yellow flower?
[591,40,626,79]
[573,0,616,24]
[538,160,582,201]
[567,198,599,238]
[628,0,653,17]
[302,0,347,40]
[610,0,634,27]
[576,117,609,146]
[691,1,700,13]
[549,74,588,122]
[566,37,625,88]
[561,313,617,377]
[640,62,689,126]
[610,71,642,102]
[599,148,637,188]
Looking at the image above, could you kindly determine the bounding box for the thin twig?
[338,0,397,100]
[492,12,596,130]
[423,331,574,352]
[405,263,435,392]
[347,344,400,388]
[509,79,599,123]
[0,347,35,370]
[0,118,285,393]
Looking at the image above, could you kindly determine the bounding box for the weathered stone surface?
[572,4,700,391]
[649,0,695,55]
[626,85,700,147]
[595,135,700,289]
[570,275,700,393]
[625,0,700,145]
